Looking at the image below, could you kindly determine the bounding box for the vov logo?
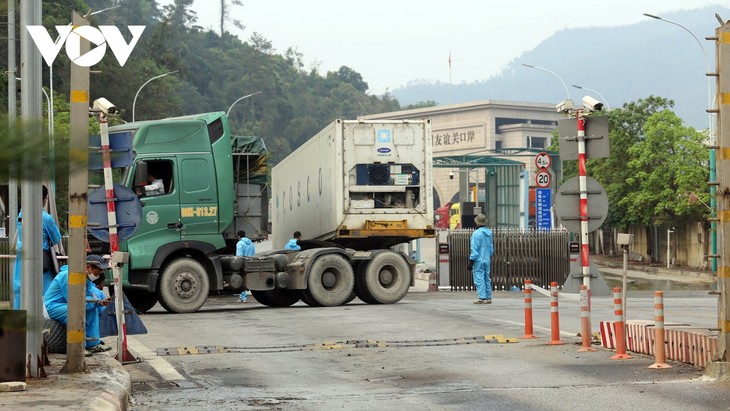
[27,25,146,67]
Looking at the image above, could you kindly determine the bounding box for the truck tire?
[252,289,300,307]
[125,289,158,313]
[357,251,411,304]
[44,319,66,354]
[354,264,378,304]
[306,254,354,307]
[157,258,210,313]
[299,290,322,307]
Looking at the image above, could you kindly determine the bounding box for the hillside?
[391,7,730,129]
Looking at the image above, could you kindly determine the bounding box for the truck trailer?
[95,113,434,313]
[270,119,435,306]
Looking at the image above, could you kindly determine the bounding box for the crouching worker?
[44,255,112,354]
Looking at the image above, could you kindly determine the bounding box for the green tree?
[623,109,707,227]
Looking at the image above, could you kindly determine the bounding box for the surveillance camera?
[449,171,454,180]
[555,99,574,113]
[92,97,118,116]
[582,95,603,112]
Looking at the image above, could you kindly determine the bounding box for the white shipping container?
[272,119,434,249]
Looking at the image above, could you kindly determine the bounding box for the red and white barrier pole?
[578,285,596,352]
[549,282,564,345]
[98,115,134,363]
[576,113,592,311]
[610,287,633,360]
[521,279,536,339]
[649,290,671,369]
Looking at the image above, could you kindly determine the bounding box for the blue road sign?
[536,188,552,230]
[87,184,142,242]
[88,131,134,170]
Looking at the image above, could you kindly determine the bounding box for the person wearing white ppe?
[468,214,494,304]
[144,172,165,196]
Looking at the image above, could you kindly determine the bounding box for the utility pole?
[708,17,730,377]
[19,0,43,378]
[62,11,91,374]
[8,0,18,293]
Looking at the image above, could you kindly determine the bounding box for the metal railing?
[448,228,570,291]
[0,237,12,304]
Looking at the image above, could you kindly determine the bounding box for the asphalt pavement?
[0,255,720,411]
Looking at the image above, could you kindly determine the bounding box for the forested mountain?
[0,0,406,163]
[391,6,730,130]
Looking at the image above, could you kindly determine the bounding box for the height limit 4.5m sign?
[534,152,552,169]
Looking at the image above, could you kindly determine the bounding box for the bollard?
[610,287,633,360]
[521,280,536,339]
[428,272,438,292]
[649,290,672,369]
[548,282,564,345]
[578,285,596,352]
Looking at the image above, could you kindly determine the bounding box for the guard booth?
[433,154,527,228]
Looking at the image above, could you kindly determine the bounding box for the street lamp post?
[644,13,717,272]
[132,70,178,122]
[227,91,263,117]
[521,63,571,101]
[572,84,610,112]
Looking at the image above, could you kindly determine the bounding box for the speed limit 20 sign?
[535,169,551,188]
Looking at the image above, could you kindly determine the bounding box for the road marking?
[127,335,186,382]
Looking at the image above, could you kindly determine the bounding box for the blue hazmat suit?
[13,209,63,309]
[469,226,495,300]
[236,237,255,257]
[43,265,102,349]
[235,237,255,301]
[284,239,301,250]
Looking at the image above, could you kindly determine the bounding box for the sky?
[171,0,727,95]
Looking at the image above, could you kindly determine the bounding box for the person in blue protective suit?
[468,214,495,304]
[13,185,63,309]
[44,255,112,353]
[235,230,255,302]
[284,231,302,250]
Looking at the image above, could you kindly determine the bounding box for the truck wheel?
[125,289,158,313]
[354,264,378,304]
[252,289,300,307]
[357,251,411,304]
[157,258,210,313]
[44,319,66,354]
[343,290,357,305]
[306,254,354,307]
[299,290,322,307]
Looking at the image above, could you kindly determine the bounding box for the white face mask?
[88,271,100,282]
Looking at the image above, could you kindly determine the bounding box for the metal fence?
[0,237,12,304]
[447,228,570,291]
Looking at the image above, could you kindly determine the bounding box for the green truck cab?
[100,112,268,313]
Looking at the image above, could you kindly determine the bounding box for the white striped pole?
[98,116,131,362]
[576,114,591,308]
[549,282,564,345]
[649,291,672,369]
[521,279,536,339]
[578,285,596,352]
[611,287,633,360]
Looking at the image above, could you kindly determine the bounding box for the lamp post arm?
[227,91,263,117]
[522,63,571,101]
[132,70,178,122]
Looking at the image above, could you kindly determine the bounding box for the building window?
[527,136,547,149]
[495,140,503,150]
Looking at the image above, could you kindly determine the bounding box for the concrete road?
[125,287,728,410]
